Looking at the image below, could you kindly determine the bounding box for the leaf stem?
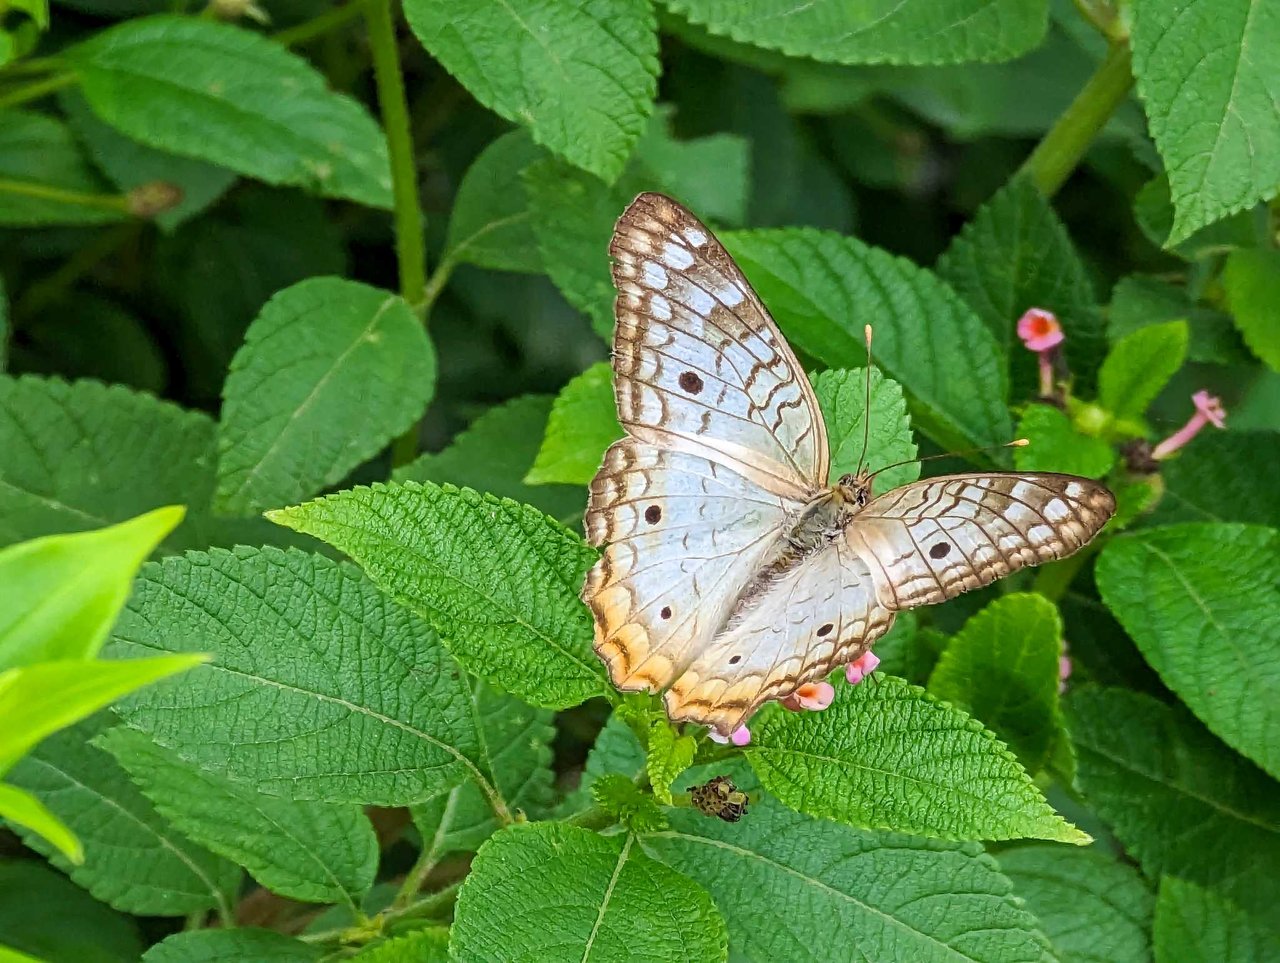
[1018,42,1134,197]
[0,177,131,214]
[0,72,78,110]
[272,0,366,48]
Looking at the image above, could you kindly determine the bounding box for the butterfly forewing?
[849,473,1116,611]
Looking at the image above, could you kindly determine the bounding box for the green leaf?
[444,130,546,273]
[661,0,1048,65]
[403,0,658,181]
[0,782,82,863]
[560,711,646,814]
[215,278,436,515]
[812,367,919,490]
[0,110,122,226]
[1133,173,1258,258]
[100,726,378,907]
[1153,431,1280,527]
[141,930,321,963]
[1065,686,1280,920]
[526,363,621,487]
[1109,275,1247,365]
[350,930,451,962]
[591,773,668,833]
[1223,248,1280,371]
[451,823,728,963]
[645,766,1052,962]
[724,229,1012,454]
[936,177,1104,395]
[1130,0,1280,242]
[1095,524,1280,779]
[72,16,391,206]
[1014,404,1115,478]
[395,395,584,528]
[746,675,1084,842]
[5,714,240,917]
[59,90,235,232]
[410,677,556,858]
[108,546,489,806]
[0,506,183,670]
[646,721,695,805]
[1097,321,1188,422]
[927,593,1064,774]
[0,860,143,963]
[998,843,1153,963]
[270,482,609,709]
[0,656,205,776]
[1153,877,1280,963]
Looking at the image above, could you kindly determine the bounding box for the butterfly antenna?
[866,439,1029,482]
[854,325,874,478]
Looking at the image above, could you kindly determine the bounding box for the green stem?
[1072,0,1127,41]
[0,177,131,214]
[0,56,66,78]
[273,1,366,48]
[0,72,77,110]
[1018,42,1134,197]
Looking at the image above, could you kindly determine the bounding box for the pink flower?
[1058,654,1072,694]
[845,651,880,686]
[1017,308,1065,352]
[780,681,835,712]
[708,725,751,746]
[1152,391,1226,460]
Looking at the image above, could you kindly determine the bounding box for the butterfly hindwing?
[849,472,1116,611]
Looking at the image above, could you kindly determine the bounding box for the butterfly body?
[583,193,1115,736]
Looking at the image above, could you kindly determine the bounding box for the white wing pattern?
[583,193,1116,736]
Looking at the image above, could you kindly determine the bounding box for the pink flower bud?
[780,681,835,712]
[708,725,751,746]
[845,651,881,686]
[1017,308,1065,352]
[1152,391,1226,460]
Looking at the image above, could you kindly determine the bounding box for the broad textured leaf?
[1065,686,1280,920]
[0,110,121,226]
[403,0,658,180]
[59,90,235,232]
[937,178,1104,395]
[0,506,182,669]
[747,675,1084,842]
[101,727,378,907]
[1223,248,1280,371]
[1153,876,1280,963]
[1096,524,1280,778]
[452,823,728,963]
[1153,431,1280,527]
[411,677,556,858]
[0,860,142,963]
[5,715,240,917]
[560,711,646,814]
[647,767,1053,963]
[350,930,451,962]
[0,656,204,775]
[662,0,1048,66]
[142,930,321,963]
[395,395,584,528]
[72,16,391,206]
[526,363,621,487]
[216,278,436,515]
[1014,404,1115,479]
[1097,321,1188,422]
[998,844,1153,963]
[270,482,609,709]
[724,229,1012,453]
[108,546,488,806]
[928,593,1064,774]
[645,721,695,805]
[0,782,81,863]
[1109,275,1247,365]
[591,773,668,833]
[812,367,919,490]
[445,130,546,273]
[1133,173,1258,259]
[1130,0,1280,242]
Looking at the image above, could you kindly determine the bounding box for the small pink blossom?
[780,681,835,712]
[845,651,880,686]
[1058,654,1072,694]
[1017,308,1065,352]
[1152,390,1226,460]
[708,725,751,746]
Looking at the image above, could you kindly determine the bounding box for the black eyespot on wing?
[660,606,672,620]
[645,505,662,524]
[817,623,833,637]
[678,371,704,394]
[728,655,741,665]
[929,542,950,559]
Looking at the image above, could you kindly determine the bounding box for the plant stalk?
[273,1,365,48]
[1018,42,1134,197]
[0,72,77,110]
[0,177,131,214]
